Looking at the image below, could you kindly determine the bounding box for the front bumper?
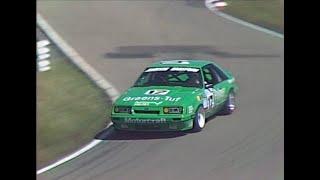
[111,114,194,131]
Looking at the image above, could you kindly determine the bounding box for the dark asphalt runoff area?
[37,1,283,180]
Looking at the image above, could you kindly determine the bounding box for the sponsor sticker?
[134,101,163,106]
[170,67,199,72]
[188,106,194,114]
[123,96,181,102]
[123,96,160,101]
[161,60,190,64]
[145,89,170,95]
[144,67,169,72]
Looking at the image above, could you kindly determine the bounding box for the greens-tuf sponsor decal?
[122,89,182,104]
[123,96,181,102]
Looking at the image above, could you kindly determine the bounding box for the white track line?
[37,13,119,175]
[205,4,284,39]
[36,123,114,175]
[37,140,102,174]
[37,13,120,102]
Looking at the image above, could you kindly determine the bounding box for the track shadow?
[184,0,207,8]
[104,45,280,59]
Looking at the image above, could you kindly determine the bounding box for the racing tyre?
[219,91,236,115]
[192,105,206,132]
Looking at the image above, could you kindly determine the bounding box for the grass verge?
[223,0,283,33]
[37,28,111,169]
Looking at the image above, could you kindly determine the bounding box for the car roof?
[148,60,213,68]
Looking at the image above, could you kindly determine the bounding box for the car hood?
[115,86,202,107]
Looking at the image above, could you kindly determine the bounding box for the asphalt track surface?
[37,1,283,180]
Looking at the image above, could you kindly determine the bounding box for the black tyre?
[192,105,206,132]
[219,91,236,115]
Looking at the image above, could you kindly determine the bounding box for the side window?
[202,65,219,85]
[211,64,228,81]
[202,64,227,85]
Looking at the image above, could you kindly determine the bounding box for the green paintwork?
[111,60,238,131]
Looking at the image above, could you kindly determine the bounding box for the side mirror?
[205,83,214,89]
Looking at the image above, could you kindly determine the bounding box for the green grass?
[37,32,111,169]
[223,0,283,33]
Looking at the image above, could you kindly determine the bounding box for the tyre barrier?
[37,40,51,72]
[205,0,228,11]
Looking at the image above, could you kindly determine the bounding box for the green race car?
[111,60,238,132]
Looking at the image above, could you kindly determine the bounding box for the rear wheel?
[192,106,206,132]
[219,91,236,115]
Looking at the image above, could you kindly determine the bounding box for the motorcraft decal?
[124,118,167,123]
[134,101,163,106]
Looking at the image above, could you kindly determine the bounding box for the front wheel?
[192,106,206,132]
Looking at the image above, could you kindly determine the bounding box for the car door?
[210,63,231,105]
[202,64,228,113]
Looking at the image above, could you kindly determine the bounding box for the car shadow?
[94,127,189,140]
[95,115,219,141]
[206,114,218,123]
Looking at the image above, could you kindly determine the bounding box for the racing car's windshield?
[133,67,203,88]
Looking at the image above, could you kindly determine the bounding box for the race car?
[111,60,238,132]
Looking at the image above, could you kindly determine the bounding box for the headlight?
[163,107,183,114]
[114,106,132,113]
